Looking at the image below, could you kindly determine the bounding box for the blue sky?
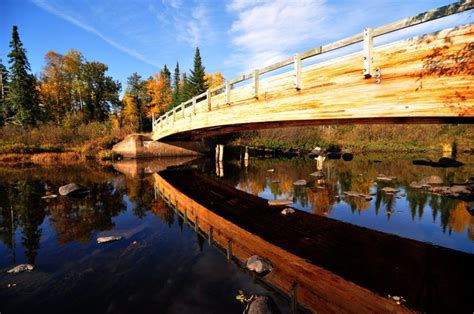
[1,0,472,91]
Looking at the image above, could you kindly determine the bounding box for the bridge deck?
[153,23,473,140]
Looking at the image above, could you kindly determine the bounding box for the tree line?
[0,25,224,132]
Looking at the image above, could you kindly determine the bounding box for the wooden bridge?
[152,1,474,141]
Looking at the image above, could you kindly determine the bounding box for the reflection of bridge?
[153,168,474,313]
[152,1,473,141]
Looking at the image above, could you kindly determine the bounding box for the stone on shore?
[59,183,89,196]
[409,182,423,189]
[377,175,394,182]
[7,264,34,273]
[246,256,273,274]
[97,236,122,244]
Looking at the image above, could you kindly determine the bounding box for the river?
[0,153,473,313]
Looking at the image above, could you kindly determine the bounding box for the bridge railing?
[153,0,473,135]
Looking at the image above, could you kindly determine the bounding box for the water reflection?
[0,161,286,314]
[213,156,474,252]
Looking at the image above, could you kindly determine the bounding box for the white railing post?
[192,96,196,115]
[181,103,185,118]
[225,80,231,104]
[253,70,259,99]
[363,27,373,78]
[207,89,211,111]
[294,53,302,90]
[152,112,155,132]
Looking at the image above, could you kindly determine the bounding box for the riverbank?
[230,124,474,154]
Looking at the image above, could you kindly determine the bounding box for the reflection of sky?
[240,178,473,254]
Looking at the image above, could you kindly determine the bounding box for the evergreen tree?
[179,72,189,104]
[171,62,180,107]
[7,26,39,126]
[0,57,8,125]
[187,47,207,98]
[125,72,147,130]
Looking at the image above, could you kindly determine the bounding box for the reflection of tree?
[151,198,174,227]
[448,202,473,235]
[49,182,126,244]
[124,177,155,219]
[0,180,46,265]
[293,186,308,207]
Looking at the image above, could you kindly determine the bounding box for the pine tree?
[187,47,207,98]
[0,57,8,125]
[7,26,39,126]
[179,72,189,104]
[171,62,180,108]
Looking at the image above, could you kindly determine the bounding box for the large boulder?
[245,296,281,314]
[246,256,273,274]
[58,183,89,196]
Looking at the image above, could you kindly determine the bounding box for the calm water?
[0,153,473,313]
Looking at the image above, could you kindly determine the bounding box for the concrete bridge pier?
[112,134,210,158]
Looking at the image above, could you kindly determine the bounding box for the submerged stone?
[246,295,281,314]
[97,236,122,244]
[281,208,295,215]
[59,183,89,196]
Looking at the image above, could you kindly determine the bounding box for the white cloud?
[227,0,333,72]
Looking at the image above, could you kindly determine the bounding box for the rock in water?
[246,256,273,274]
[268,199,293,206]
[382,187,400,194]
[413,159,433,166]
[41,194,58,199]
[449,185,471,195]
[246,295,281,314]
[59,183,89,196]
[310,171,325,179]
[437,157,464,168]
[342,153,353,161]
[409,181,423,189]
[281,208,295,215]
[97,236,122,244]
[7,264,34,273]
[293,179,306,186]
[377,175,393,182]
[419,176,443,185]
[344,191,360,197]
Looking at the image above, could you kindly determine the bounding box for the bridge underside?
[153,25,474,141]
[162,116,474,140]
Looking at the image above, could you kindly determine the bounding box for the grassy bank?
[0,122,130,163]
[231,124,474,153]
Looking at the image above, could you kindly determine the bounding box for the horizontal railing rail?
[153,0,473,135]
